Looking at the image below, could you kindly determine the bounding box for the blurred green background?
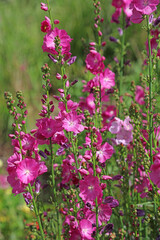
[0,0,148,238]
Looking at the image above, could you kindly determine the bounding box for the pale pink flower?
[116,128,133,145]
[109,117,123,134]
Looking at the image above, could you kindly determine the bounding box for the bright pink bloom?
[133,0,159,15]
[96,142,114,163]
[62,112,84,135]
[42,28,72,56]
[41,16,51,33]
[79,175,102,203]
[150,159,160,188]
[7,172,26,195]
[85,51,105,75]
[100,68,115,90]
[130,8,143,23]
[85,203,112,226]
[112,0,124,8]
[78,219,94,240]
[21,133,36,150]
[16,158,39,184]
[135,85,145,105]
[111,8,122,23]
[41,2,48,11]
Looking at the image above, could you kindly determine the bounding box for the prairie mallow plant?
[4,0,160,239]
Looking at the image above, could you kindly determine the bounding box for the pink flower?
[78,219,94,240]
[96,142,114,163]
[100,68,115,90]
[7,172,26,195]
[150,159,160,188]
[130,8,143,23]
[135,85,145,105]
[16,158,40,184]
[62,112,84,135]
[109,117,123,134]
[116,128,133,145]
[111,8,122,23]
[133,0,159,15]
[37,117,62,139]
[79,175,102,203]
[85,203,112,226]
[112,0,124,8]
[41,2,48,11]
[85,51,105,75]
[41,16,51,33]
[42,28,72,56]
[21,133,36,150]
[130,0,159,23]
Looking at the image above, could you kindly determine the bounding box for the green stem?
[50,139,61,240]
[119,10,125,117]
[95,197,99,240]
[29,183,45,240]
[46,0,54,28]
[147,15,153,165]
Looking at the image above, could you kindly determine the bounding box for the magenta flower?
[79,175,102,203]
[41,2,48,11]
[150,159,160,188]
[16,158,39,184]
[135,85,145,105]
[42,27,72,56]
[85,203,112,226]
[130,0,159,23]
[85,51,105,75]
[62,111,84,135]
[133,0,159,15]
[41,16,51,33]
[100,68,115,90]
[78,219,94,240]
[96,142,114,163]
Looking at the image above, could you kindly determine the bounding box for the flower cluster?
[4,0,160,239]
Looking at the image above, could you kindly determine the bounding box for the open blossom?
[62,111,84,135]
[100,68,115,90]
[16,158,40,184]
[42,27,72,56]
[96,142,114,163]
[79,175,102,203]
[85,51,105,75]
[109,116,133,145]
[85,203,112,226]
[130,0,159,23]
[41,16,51,33]
[78,219,94,240]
